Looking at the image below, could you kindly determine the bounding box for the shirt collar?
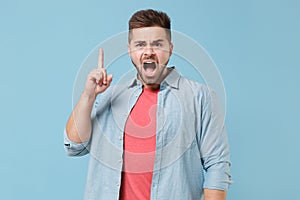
[127,66,181,89]
[127,76,142,88]
[162,67,180,89]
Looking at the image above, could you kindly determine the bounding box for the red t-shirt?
[119,87,159,200]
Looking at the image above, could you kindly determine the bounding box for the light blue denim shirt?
[64,67,232,200]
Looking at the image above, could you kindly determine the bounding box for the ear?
[127,43,131,56]
[169,42,174,56]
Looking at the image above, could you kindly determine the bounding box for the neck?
[143,84,160,90]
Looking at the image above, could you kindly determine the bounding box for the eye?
[135,43,145,47]
[153,42,162,47]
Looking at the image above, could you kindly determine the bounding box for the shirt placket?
[150,83,169,200]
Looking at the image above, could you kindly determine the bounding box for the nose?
[143,45,154,57]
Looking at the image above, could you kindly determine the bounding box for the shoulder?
[178,76,221,112]
[94,78,138,108]
[179,76,213,97]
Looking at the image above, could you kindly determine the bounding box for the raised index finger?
[98,48,104,69]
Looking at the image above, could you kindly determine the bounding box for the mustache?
[141,55,157,62]
[130,58,170,68]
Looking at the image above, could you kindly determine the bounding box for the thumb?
[107,74,113,83]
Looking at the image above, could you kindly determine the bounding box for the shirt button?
[115,182,120,187]
[118,135,123,140]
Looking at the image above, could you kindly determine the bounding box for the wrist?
[81,91,96,103]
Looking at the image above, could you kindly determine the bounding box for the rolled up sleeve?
[200,88,233,191]
[202,157,232,191]
[64,129,90,156]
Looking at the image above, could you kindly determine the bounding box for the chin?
[142,77,159,85]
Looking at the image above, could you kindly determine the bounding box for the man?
[64,9,232,200]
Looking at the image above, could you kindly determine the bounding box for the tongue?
[143,63,156,73]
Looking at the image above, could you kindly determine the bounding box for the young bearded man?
[65,9,232,200]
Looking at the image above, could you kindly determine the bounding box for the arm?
[65,49,113,143]
[200,88,232,196]
[204,189,226,200]
[66,92,95,143]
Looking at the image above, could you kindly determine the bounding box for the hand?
[83,48,113,99]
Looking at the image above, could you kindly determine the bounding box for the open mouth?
[143,62,157,72]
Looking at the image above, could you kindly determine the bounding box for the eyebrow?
[134,41,146,44]
[134,39,165,44]
[151,39,164,44]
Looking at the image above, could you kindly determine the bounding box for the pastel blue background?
[1,0,299,199]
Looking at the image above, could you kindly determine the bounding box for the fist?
[83,49,113,99]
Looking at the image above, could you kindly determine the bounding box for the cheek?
[157,51,171,62]
[130,50,142,61]
[129,52,143,66]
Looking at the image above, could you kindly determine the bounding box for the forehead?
[130,27,168,41]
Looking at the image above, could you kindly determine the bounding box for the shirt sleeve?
[63,88,111,157]
[200,88,233,191]
[63,129,90,156]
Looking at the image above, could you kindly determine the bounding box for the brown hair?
[128,9,171,42]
